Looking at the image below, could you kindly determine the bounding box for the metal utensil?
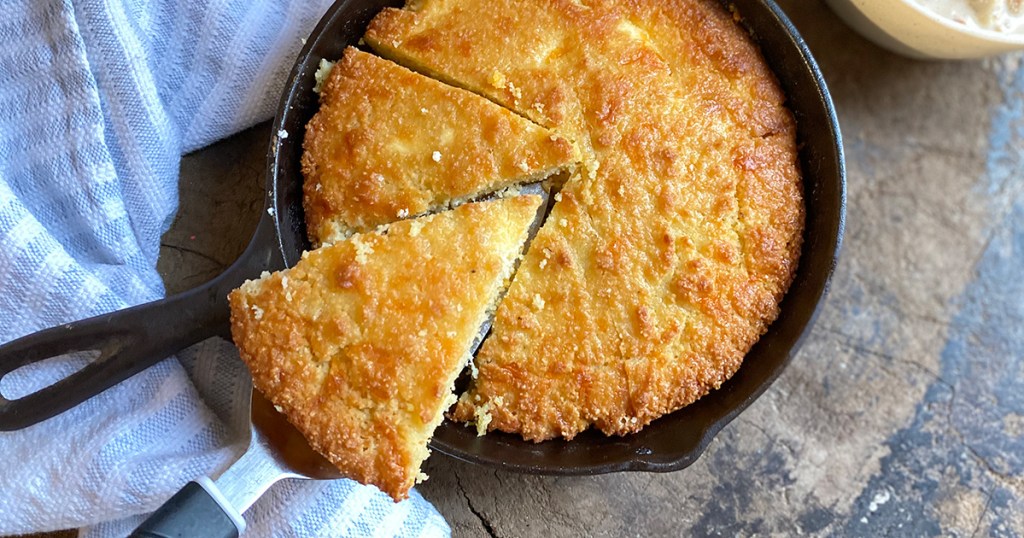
[131,385,339,538]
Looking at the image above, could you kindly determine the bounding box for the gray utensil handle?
[131,478,246,538]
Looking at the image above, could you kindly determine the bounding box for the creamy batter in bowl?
[827,0,1024,59]
[920,0,1024,32]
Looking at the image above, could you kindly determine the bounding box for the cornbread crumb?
[488,70,507,89]
[408,220,424,237]
[442,390,458,411]
[397,208,409,218]
[312,59,335,94]
[277,129,289,140]
[554,192,562,202]
[431,150,442,162]
[496,185,523,198]
[351,236,374,265]
[508,82,522,100]
[474,402,493,436]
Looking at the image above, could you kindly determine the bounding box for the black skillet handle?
[0,217,282,431]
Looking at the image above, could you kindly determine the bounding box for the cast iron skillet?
[0,0,844,475]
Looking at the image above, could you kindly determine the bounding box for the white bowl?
[825,0,1024,59]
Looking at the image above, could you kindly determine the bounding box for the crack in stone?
[455,468,499,538]
[969,489,993,538]
[829,334,953,386]
[964,444,1024,490]
[160,241,227,268]
[640,473,656,495]
[741,418,800,461]
[942,392,1024,494]
[899,310,949,329]
[832,274,953,333]
[901,358,950,387]
[899,140,982,160]
[968,227,1001,279]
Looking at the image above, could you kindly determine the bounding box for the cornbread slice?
[367,0,804,441]
[301,47,577,246]
[228,195,543,500]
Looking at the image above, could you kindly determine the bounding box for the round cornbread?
[365,0,804,442]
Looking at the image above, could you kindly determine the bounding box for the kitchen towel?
[0,0,449,536]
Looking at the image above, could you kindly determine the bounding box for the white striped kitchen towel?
[0,0,449,536]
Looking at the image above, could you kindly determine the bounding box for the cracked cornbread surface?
[301,47,577,246]
[366,0,804,441]
[228,195,542,500]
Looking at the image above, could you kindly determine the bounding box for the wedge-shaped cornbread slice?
[228,195,543,500]
[301,47,576,246]
[367,0,804,441]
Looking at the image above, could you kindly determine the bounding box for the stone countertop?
[157,1,1024,535]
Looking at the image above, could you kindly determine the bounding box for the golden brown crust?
[368,0,804,441]
[301,47,576,245]
[229,195,542,499]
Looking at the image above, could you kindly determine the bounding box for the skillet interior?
[266,0,845,475]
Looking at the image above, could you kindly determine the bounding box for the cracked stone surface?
[156,1,1024,535]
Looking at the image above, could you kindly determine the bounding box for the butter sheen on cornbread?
[229,196,543,501]
[366,0,804,441]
